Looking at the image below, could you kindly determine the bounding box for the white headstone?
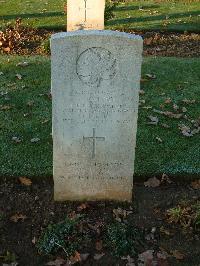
[67,0,105,31]
[51,30,143,201]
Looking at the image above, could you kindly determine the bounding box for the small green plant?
[105,222,144,257]
[37,217,81,256]
[105,0,119,21]
[166,206,192,228]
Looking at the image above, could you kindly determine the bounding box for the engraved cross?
[79,0,91,22]
[83,128,105,158]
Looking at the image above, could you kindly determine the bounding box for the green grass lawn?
[0,0,199,32]
[0,55,199,178]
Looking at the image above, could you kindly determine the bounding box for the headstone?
[67,0,105,31]
[51,30,143,201]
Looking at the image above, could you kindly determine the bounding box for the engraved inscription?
[76,47,117,86]
[83,128,105,158]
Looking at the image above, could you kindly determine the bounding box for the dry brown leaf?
[19,176,32,186]
[145,73,156,79]
[10,213,27,223]
[70,251,81,264]
[171,250,184,260]
[144,177,161,188]
[3,47,10,52]
[161,123,170,128]
[80,253,89,262]
[164,98,172,104]
[139,89,145,95]
[0,105,12,110]
[77,203,89,211]
[95,240,103,251]
[31,137,40,143]
[191,180,200,189]
[12,136,21,143]
[182,99,196,104]
[15,73,22,80]
[46,257,66,266]
[156,136,163,143]
[147,115,159,125]
[16,61,29,67]
[94,253,105,260]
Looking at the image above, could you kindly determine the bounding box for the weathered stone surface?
[51,30,143,201]
[67,0,105,31]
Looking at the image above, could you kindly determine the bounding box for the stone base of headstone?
[51,30,143,202]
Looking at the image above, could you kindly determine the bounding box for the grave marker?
[51,30,143,201]
[67,0,105,31]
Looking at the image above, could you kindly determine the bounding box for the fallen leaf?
[161,173,172,184]
[191,180,200,189]
[10,213,27,223]
[144,177,161,188]
[160,226,172,236]
[0,105,12,110]
[31,137,40,143]
[164,98,172,104]
[171,250,184,260]
[182,107,187,113]
[138,250,154,265]
[15,74,22,80]
[46,257,66,266]
[16,61,29,67]
[147,115,159,125]
[80,253,89,262]
[19,176,32,186]
[3,47,10,52]
[139,89,145,95]
[156,136,163,143]
[32,236,36,245]
[182,99,196,104]
[145,73,156,79]
[70,251,81,264]
[77,203,89,211]
[27,100,34,107]
[179,124,193,137]
[12,136,21,143]
[95,240,103,251]
[161,123,170,128]
[93,253,105,260]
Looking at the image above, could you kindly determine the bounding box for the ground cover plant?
[0,55,199,178]
[0,0,199,32]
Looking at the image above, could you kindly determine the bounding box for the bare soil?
[0,177,199,266]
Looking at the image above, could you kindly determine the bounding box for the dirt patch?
[0,20,199,57]
[0,176,199,266]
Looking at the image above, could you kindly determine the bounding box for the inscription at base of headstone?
[51,30,143,201]
[67,0,105,31]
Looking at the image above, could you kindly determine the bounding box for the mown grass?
[0,0,199,32]
[0,55,199,178]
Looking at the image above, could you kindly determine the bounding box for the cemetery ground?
[0,56,199,265]
[0,0,200,266]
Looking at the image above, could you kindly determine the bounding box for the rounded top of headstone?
[51,30,143,42]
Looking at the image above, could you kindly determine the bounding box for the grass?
[0,0,199,32]
[0,55,199,178]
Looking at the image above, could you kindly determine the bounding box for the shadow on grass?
[115,4,159,12]
[0,11,64,20]
[108,10,200,26]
